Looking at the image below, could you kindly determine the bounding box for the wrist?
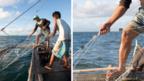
[107,18,114,25]
[104,20,113,29]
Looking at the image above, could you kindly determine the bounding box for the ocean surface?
[0,36,57,81]
[0,36,33,81]
[74,32,144,69]
[1,32,144,81]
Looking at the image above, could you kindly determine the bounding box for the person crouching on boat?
[45,11,71,70]
[100,0,144,80]
[29,16,51,47]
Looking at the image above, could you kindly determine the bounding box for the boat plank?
[74,67,117,73]
[74,73,106,81]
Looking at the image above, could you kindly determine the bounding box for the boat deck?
[74,73,106,81]
[27,44,71,81]
[42,61,71,81]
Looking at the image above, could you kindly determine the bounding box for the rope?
[1,31,18,48]
[0,0,42,48]
[74,35,97,66]
[0,0,43,53]
[74,32,100,68]
[0,0,41,31]
[0,0,47,79]
[35,0,45,14]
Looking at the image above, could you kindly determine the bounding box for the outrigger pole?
[0,0,41,32]
[74,67,117,73]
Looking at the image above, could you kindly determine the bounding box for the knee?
[120,30,135,46]
[122,27,138,41]
[122,29,131,40]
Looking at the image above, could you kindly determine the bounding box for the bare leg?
[44,54,55,70]
[63,55,68,66]
[49,54,55,66]
[36,35,40,45]
[118,27,139,71]
[106,26,139,80]
[32,35,40,48]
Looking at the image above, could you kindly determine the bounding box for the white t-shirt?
[56,19,71,41]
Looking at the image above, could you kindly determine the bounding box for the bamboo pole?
[16,45,33,48]
[73,67,117,73]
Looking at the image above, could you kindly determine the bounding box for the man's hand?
[28,34,32,39]
[99,22,112,35]
[99,4,127,35]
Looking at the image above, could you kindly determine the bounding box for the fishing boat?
[27,43,71,81]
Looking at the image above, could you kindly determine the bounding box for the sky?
[73,0,140,32]
[0,0,71,35]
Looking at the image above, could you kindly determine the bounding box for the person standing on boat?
[29,16,51,47]
[45,11,71,70]
[100,0,144,79]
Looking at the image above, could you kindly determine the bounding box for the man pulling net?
[29,16,51,48]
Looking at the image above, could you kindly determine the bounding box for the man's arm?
[107,5,127,25]
[100,0,131,35]
[29,25,38,37]
[50,18,58,37]
[109,0,132,24]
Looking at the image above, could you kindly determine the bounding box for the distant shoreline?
[0,35,31,36]
[73,31,120,33]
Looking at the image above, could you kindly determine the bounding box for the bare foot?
[33,44,39,48]
[44,64,52,70]
[63,65,70,69]
[106,68,125,81]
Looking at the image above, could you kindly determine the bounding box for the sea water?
[0,32,144,81]
[74,32,144,69]
[0,36,57,81]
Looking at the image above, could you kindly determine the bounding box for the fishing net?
[74,33,100,68]
[0,0,42,72]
